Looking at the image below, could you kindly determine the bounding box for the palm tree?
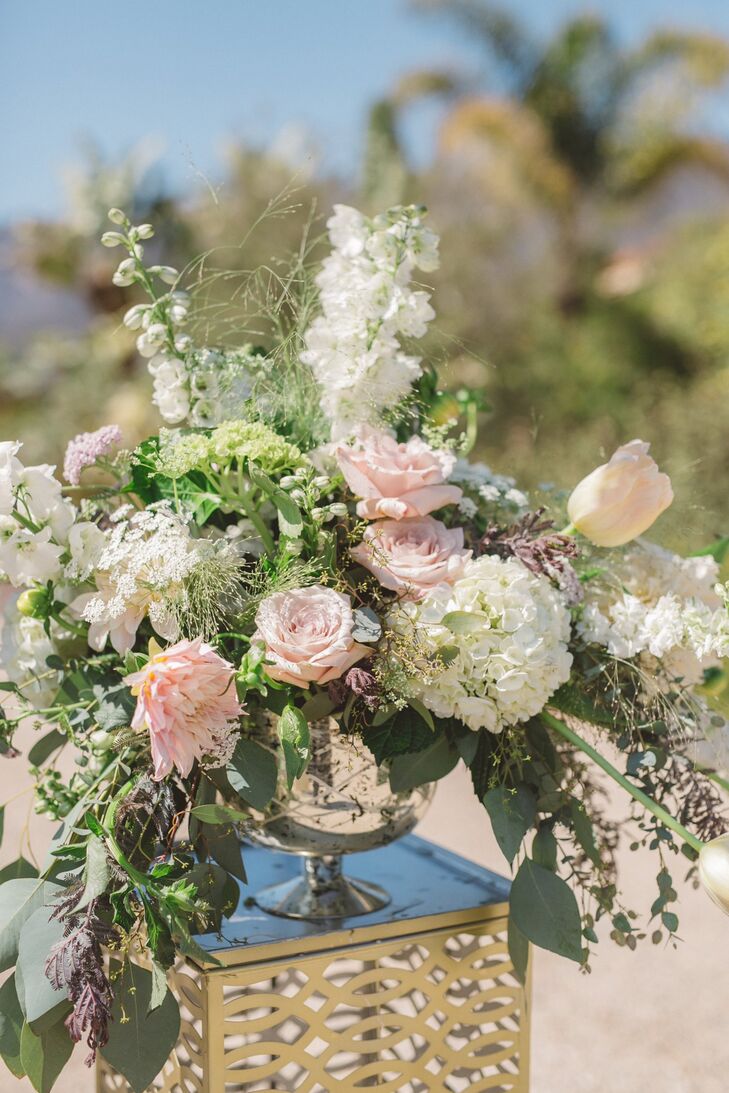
[375,1,729,310]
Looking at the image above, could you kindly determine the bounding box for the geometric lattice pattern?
[97,917,529,1092]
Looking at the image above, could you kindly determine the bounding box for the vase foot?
[255,854,390,920]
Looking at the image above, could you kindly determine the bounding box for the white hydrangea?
[578,541,720,685]
[301,204,439,440]
[73,505,199,654]
[391,554,573,732]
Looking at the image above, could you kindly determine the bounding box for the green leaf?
[441,610,490,634]
[300,690,336,721]
[278,705,311,789]
[248,463,303,538]
[510,859,583,963]
[202,823,247,883]
[507,917,530,986]
[16,908,70,1033]
[101,962,181,1093]
[569,799,600,866]
[365,707,433,764]
[186,863,240,933]
[0,681,19,692]
[226,738,278,811]
[149,960,169,1015]
[0,975,26,1078]
[0,880,61,973]
[532,825,558,872]
[27,730,66,768]
[93,682,136,731]
[190,804,249,825]
[20,1019,73,1093]
[76,835,111,910]
[483,785,537,866]
[0,857,38,885]
[0,805,4,848]
[389,734,459,792]
[691,537,729,564]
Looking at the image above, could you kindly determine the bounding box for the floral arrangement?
[1,202,729,1091]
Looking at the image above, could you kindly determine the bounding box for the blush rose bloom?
[253,585,370,688]
[351,516,471,598]
[335,426,462,520]
[126,637,243,780]
[567,440,673,548]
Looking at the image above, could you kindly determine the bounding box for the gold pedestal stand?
[97,836,530,1092]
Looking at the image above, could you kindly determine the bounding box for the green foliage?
[278,705,311,789]
[482,785,537,866]
[389,732,459,792]
[510,858,584,963]
[101,962,181,1093]
[20,1019,73,1093]
[226,738,279,811]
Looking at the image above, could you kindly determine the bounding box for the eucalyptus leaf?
[483,785,537,866]
[507,917,530,986]
[0,857,38,885]
[510,858,583,963]
[300,690,336,721]
[20,1019,73,1093]
[351,606,382,644]
[16,908,70,1032]
[202,822,247,883]
[570,799,600,866]
[27,730,66,768]
[101,962,180,1093]
[226,738,278,811]
[389,734,459,792]
[0,975,25,1078]
[0,880,62,973]
[149,960,169,1014]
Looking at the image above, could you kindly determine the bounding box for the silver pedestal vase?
[241,716,434,920]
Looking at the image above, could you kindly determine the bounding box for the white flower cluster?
[147,346,259,427]
[0,442,75,587]
[450,459,529,510]
[2,594,65,708]
[301,204,440,440]
[392,554,573,732]
[578,541,721,685]
[74,505,199,654]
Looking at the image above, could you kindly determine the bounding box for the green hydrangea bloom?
[156,429,212,479]
[210,421,304,474]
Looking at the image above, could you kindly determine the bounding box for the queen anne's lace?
[301,204,439,440]
[391,554,573,732]
[76,505,199,653]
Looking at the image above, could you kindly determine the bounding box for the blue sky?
[3,0,729,221]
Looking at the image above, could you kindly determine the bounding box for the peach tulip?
[567,440,673,548]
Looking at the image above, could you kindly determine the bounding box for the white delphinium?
[578,541,720,686]
[301,204,439,440]
[147,345,259,427]
[390,554,573,732]
[1,592,74,708]
[0,444,75,587]
[73,504,199,654]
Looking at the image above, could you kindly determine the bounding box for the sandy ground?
[1,723,726,1093]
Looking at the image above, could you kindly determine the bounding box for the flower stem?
[558,522,578,537]
[541,710,704,852]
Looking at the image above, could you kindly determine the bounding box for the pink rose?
[126,637,242,780]
[253,585,370,688]
[335,426,462,520]
[351,516,471,598]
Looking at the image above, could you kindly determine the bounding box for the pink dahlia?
[126,637,243,780]
[63,425,122,485]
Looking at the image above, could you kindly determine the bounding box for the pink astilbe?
[126,637,243,780]
[63,424,122,485]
